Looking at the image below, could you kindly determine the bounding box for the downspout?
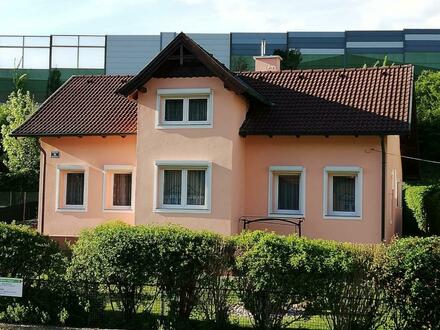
[37,140,46,235]
[380,136,386,242]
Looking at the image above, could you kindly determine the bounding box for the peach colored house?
[12,33,414,243]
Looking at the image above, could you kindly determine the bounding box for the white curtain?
[333,176,355,212]
[187,170,205,205]
[163,170,182,204]
[277,174,300,210]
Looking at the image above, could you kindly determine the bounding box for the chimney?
[253,39,282,72]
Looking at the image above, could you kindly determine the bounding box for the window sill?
[156,124,213,129]
[268,213,304,218]
[324,215,362,221]
[154,208,211,214]
[57,207,87,213]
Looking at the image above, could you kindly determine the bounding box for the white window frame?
[102,165,135,212]
[156,88,213,128]
[56,164,88,212]
[323,166,363,220]
[268,166,306,218]
[154,160,212,213]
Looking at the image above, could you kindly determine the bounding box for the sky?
[0,0,439,35]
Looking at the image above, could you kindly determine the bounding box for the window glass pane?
[0,36,23,46]
[113,173,132,206]
[277,174,300,210]
[24,36,50,47]
[51,47,78,68]
[332,175,356,212]
[52,36,78,46]
[188,99,208,121]
[0,48,23,68]
[165,99,183,121]
[163,170,182,205]
[79,36,105,47]
[23,48,50,69]
[187,170,205,205]
[78,47,105,68]
[66,172,84,205]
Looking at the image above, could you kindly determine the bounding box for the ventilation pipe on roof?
[260,39,267,56]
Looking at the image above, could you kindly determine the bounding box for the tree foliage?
[272,49,302,70]
[0,90,39,179]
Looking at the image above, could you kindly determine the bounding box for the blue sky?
[1,0,439,34]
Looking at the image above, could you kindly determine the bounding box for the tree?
[0,90,39,181]
[273,48,302,70]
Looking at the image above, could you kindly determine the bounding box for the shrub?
[380,236,440,329]
[310,242,387,330]
[151,226,226,327]
[67,222,158,321]
[233,231,321,329]
[0,223,67,325]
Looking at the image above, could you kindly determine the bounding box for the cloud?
[0,0,439,34]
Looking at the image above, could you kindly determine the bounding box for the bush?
[310,242,387,330]
[380,236,440,329]
[151,226,227,327]
[67,222,158,321]
[0,223,67,325]
[233,231,329,329]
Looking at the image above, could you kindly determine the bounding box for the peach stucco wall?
[39,136,136,237]
[243,136,384,243]
[385,135,403,241]
[135,77,248,235]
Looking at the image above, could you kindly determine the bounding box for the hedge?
[1,222,440,329]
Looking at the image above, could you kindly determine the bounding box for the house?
[12,33,414,243]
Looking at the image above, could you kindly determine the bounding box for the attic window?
[156,88,213,128]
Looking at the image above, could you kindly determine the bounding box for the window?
[103,165,135,211]
[268,166,305,217]
[323,167,362,219]
[155,161,212,212]
[66,172,85,206]
[113,173,132,206]
[157,88,213,127]
[56,165,88,211]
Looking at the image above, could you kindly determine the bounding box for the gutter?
[37,141,47,235]
[380,136,386,242]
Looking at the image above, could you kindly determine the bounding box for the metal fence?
[0,191,38,222]
[0,278,390,330]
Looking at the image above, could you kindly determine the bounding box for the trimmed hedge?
[1,222,440,329]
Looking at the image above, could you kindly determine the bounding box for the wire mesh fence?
[0,191,38,223]
[0,278,391,329]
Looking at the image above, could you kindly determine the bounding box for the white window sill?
[57,207,86,213]
[268,213,304,218]
[324,215,362,221]
[156,124,213,129]
[154,208,211,214]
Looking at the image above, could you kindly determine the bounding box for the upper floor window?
[323,166,363,219]
[157,88,213,128]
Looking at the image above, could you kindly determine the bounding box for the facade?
[0,29,438,102]
[12,33,413,243]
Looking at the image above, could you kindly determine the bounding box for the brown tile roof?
[11,75,136,137]
[238,65,413,136]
